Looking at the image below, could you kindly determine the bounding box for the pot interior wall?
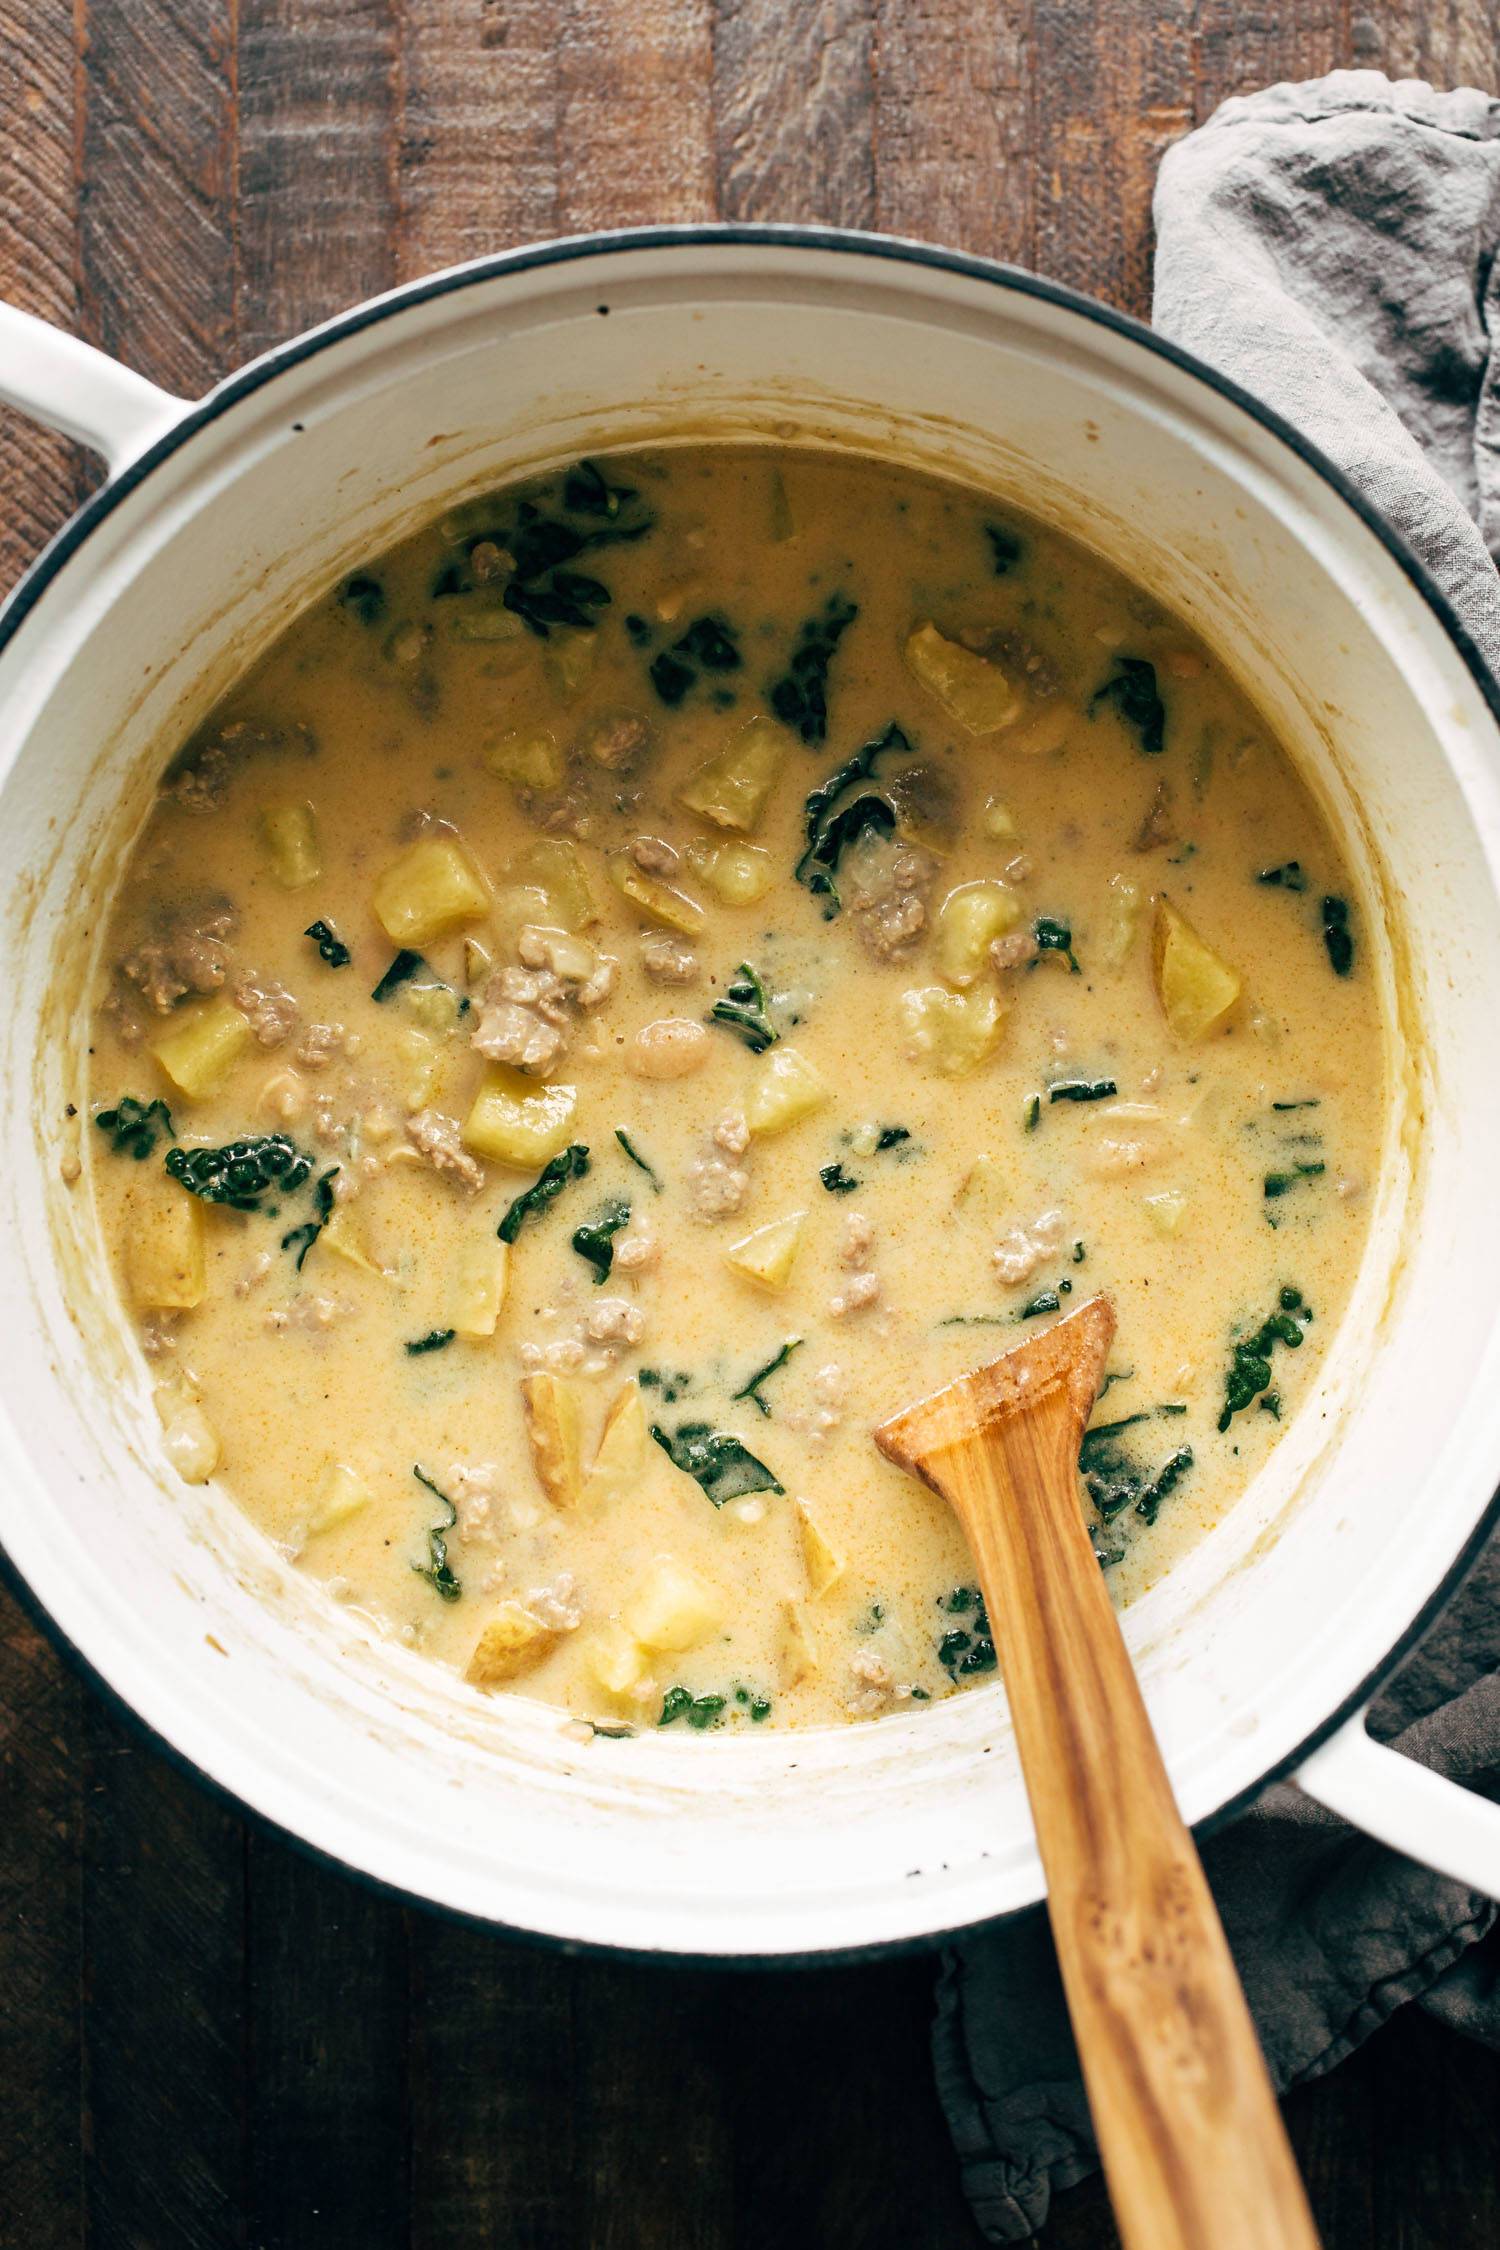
[3,243,1500,1953]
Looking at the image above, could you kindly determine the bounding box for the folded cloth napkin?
[934,71,1500,2243]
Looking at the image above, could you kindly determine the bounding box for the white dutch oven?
[3,228,1500,1960]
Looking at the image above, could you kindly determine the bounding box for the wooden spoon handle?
[937,1397,1319,2250]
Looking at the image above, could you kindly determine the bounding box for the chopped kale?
[1264,1161,1325,1200]
[768,591,859,743]
[936,1586,997,1679]
[623,612,653,647]
[648,613,743,707]
[1321,894,1354,977]
[1218,1287,1313,1430]
[1049,1078,1117,1103]
[405,1329,456,1356]
[94,1095,174,1161]
[1071,1240,1086,1263]
[1257,861,1307,891]
[1272,1099,1321,1113]
[649,1421,784,1506]
[167,1134,311,1211]
[562,458,637,517]
[794,722,914,916]
[732,1337,803,1419]
[875,1125,911,1152]
[1024,1094,1041,1133]
[1090,656,1166,754]
[614,1128,662,1192]
[497,1144,591,1244]
[280,1167,340,1271]
[1080,1410,1194,1527]
[985,522,1024,575]
[337,572,386,625]
[709,960,778,1052]
[1018,1289,1061,1319]
[733,1686,774,1721]
[371,949,426,1003]
[1034,915,1080,973]
[572,1196,631,1284]
[431,469,653,638]
[658,1687,727,1731]
[819,1161,860,1195]
[638,1367,693,1405]
[411,1465,462,1602]
[304,918,352,968]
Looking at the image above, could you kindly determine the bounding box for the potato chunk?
[373,834,489,947]
[466,1601,557,1686]
[123,1174,205,1310]
[623,1557,722,1653]
[779,1598,818,1686]
[934,879,1022,987]
[1152,897,1242,1041]
[904,622,1023,734]
[502,839,597,932]
[584,1380,647,1505]
[583,1619,648,1697]
[687,840,775,906]
[899,984,1004,1076]
[520,1372,585,1508]
[452,1237,509,1339]
[795,1501,846,1598]
[150,995,253,1102]
[745,1047,828,1137]
[462,1069,577,1167]
[724,1212,807,1291]
[308,1461,373,1536]
[607,855,706,937]
[260,802,321,890]
[483,727,565,791]
[676,717,788,832]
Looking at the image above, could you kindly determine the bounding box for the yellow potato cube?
[904,622,1023,734]
[745,1047,829,1137]
[607,854,705,937]
[584,1380,647,1505]
[676,718,788,832]
[983,796,1018,840]
[317,1202,386,1280]
[543,628,596,703]
[521,1372,586,1508]
[483,727,565,791]
[779,1598,818,1686]
[724,1212,807,1291]
[623,1557,722,1653]
[1152,897,1242,1041]
[373,833,489,947]
[954,1152,1007,1219]
[934,880,1022,987]
[899,984,1005,1076]
[260,802,321,889]
[503,839,598,932]
[151,995,253,1101]
[1099,872,1143,971]
[462,1069,578,1167]
[466,1601,557,1687]
[1143,1189,1189,1236]
[795,1501,846,1598]
[158,1401,220,1485]
[308,1461,373,1536]
[687,839,775,906]
[123,1175,205,1310]
[452,1237,509,1339]
[584,1619,648,1698]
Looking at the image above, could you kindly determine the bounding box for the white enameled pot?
[3,228,1500,1960]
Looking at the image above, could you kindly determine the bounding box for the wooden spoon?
[874,1293,1319,2250]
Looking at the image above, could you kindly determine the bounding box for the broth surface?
[87,446,1384,1731]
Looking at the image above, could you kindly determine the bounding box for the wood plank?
[873,0,1035,266]
[407,1925,580,2250]
[556,0,716,231]
[1192,5,1346,120]
[244,1835,411,2250]
[81,1715,249,2250]
[237,0,402,362]
[1369,2007,1500,2249]
[1030,0,1195,315]
[713,0,876,228]
[1359,2,1499,82]
[395,0,560,273]
[0,0,83,596]
[575,1962,732,2250]
[0,1596,86,2250]
[75,0,237,390]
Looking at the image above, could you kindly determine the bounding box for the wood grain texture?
[878,1299,1318,2250]
[1,4,1499,2247]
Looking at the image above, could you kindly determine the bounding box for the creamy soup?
[86,446,1383,1733]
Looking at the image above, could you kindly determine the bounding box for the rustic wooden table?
[4,4,1500,2244]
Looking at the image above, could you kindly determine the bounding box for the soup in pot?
[86,446,1383,1732]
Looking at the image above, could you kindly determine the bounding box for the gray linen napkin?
[934,71,1500,2244]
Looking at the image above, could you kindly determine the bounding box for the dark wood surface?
[2,5,1499,2245]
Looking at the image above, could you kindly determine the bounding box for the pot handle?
[1295,1708,1500,1899]
[0,302,186,474]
